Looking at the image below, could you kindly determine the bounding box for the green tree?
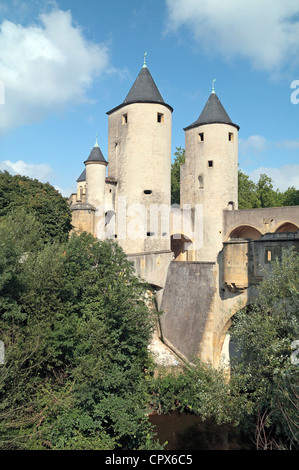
[282,186,299,206]
[171,147,185,205]
[238,169,261,209]
[256,173,284,208]
[0,171,72,242]
[0,217,160,450]
[230,248,299,449]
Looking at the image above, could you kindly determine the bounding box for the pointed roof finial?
[143,51,148,68]
[212,78,216,94]
[94,133,99,148]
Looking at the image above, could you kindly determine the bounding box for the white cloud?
[276,139,299,150]
[165,0,299,73]
[239,135,268,154]
[249,164,299,191]
[0,159,77,196]
[54,184,76,198]
[0,9,109,133]
[0,159,54,182]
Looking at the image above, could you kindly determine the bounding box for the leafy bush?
[0,171,72,242]
[230,248,299,449]
[149,360,250,426]
[0,215,161,450]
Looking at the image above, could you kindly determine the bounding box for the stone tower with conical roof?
[70,137,107,238]
[84,137,108,238]
[181,85,239,262]
[106,57,173,255]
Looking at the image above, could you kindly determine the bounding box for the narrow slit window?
[198,132,204,142]
[122,114,128,124]
[208,160,213,168]
[266,250,272,262]
[144,190,152,195]
[157,113,164,123]
[229,132,234,142]
[198,174,204,189]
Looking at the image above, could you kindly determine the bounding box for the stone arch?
[214,293,250,367]
[171,233,193,261]
[77,184,85,201]
[105,209,116,226]
[275,221,299,233]
[227,224,262,241]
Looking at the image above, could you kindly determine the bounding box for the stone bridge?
[145,206,299,367]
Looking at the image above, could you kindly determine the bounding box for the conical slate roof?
[76,168,86,182]
[184,92,239,131]
[84,138,107,165]
[107,64,173,115]
[124,66,164,105]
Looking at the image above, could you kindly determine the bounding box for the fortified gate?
[69,58,299,367]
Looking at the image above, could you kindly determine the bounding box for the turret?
[106,55,173,254]
[76,168,86,202]
[84,136,108,238]
[181,81,239,261]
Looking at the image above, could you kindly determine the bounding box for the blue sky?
[0,0,298,197]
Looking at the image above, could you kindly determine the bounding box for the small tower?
[181,82,239,262]
[84,136,108,238]
[76,169,86,202]
[71,165,95,236]
[106,55,173,254]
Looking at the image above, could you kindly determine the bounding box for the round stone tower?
[84,137,108,239]
[181,84,240,262]
[106,57,173,254]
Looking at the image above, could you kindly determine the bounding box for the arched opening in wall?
[171,234,193,261]
[105,210,116,239]
[228,225,262,240]
[220,333,240,369]
[275,222,298,233]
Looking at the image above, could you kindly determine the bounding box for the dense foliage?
[0,212,160,450]
[149,360,250,425]
[148,249,299,450]
[238,170,299,209]
[170,147,299,208]
[0,171,72,242]
[230,248,299,449]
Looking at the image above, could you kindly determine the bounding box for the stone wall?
[127,250,172,292]
[159,261,216,361]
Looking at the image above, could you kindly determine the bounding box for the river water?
[149,411,255,450]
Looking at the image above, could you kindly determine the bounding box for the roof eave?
[84,159,108,166]
[183,120,240,132]
[106,100,173,115]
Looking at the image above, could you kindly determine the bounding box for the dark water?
[149,411,254,450]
